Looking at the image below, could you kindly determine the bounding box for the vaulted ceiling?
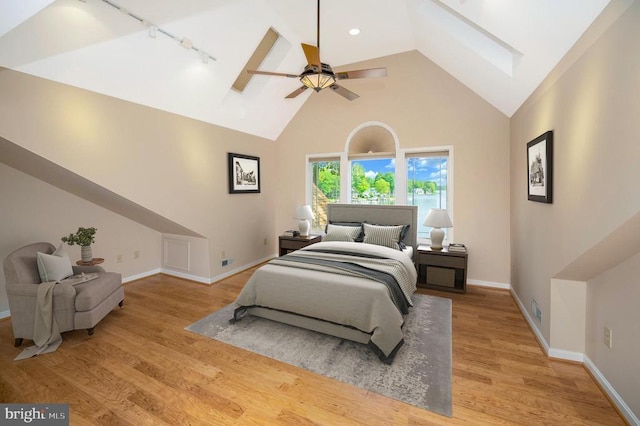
[0,0,610,140]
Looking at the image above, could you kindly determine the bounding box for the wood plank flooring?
[0,267,625,425]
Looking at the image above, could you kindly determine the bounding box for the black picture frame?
[527,130,553,203]
[228,153,260,194]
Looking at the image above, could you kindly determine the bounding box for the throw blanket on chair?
[14,273,99,361]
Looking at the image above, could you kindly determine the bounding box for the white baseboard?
[123,268,162,284]
[548,347,584,362]
[584,355,640,426]
[467,278,511,290]
[510,287,551,355]
[510,287,638,424]
[160,268,210,284]
[209,254,274,284]
[0,309,10,320]
[160,254,275,285]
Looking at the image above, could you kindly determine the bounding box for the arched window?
[307,122,453,242]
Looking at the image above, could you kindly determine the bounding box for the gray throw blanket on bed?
[270,249,413,314]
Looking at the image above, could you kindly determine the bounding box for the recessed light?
[349,28,360,36]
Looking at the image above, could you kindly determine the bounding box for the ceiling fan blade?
[335,68,388,80]
[285,86,309,99]
[247,70,299,78]
[301,43,321,68]
[329,84,359,101]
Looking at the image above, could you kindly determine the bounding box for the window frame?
[402,147,454,243]
[306,144,454,245]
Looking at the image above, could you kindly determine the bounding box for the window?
[310,158,340,230]
[306,133,452,241]
[350,158,395,205]
[407,153,449,239]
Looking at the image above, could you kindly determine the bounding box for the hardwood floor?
[0,268,625,425]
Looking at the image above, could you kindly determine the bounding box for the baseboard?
[510,287,551,355]
[209,254,274,284]
[510,287,584,362]
[584,355,640,426]
[510,288,638,424]
[123,268,162,284]
[548,347,584,363]
[160,254,275,285]
[467,278,511,290]
[160,268,210,284]
[0,310,10,320]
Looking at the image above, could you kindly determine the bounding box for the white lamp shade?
[423,209,452,250]
[294,204,314,220]
[423,209,453,228]
[294,204,314,237]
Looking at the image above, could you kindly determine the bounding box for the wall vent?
[531,299,542,323]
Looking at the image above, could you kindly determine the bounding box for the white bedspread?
[234,241,417,360]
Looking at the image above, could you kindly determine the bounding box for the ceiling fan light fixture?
[300,72,335,92]
[300,63,336,92]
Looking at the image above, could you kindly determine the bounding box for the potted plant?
[61,227,97,262]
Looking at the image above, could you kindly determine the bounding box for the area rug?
[186,294,452,417]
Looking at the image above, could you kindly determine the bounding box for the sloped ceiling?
[0,0,610,141]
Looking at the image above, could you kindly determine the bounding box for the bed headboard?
[327,204,418,251]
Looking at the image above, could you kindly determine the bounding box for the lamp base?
[430,227,445,250]
[298,219,311,237]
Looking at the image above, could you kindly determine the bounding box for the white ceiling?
[0,0,610,140]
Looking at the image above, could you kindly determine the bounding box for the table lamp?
[423,208,452,250]
[294,204,314,237]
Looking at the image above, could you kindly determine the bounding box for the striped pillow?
[327,221,365,242]
[324,224,363,242]
[362,223,404,250]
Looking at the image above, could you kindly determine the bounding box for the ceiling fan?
[247,0,387,101]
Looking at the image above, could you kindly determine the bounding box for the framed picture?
[228,153,260,194]
[527,130,553,203]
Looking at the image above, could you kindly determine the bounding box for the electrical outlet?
[222,259,228,267]
[134,250,140,259]
[116,254,123,264]
[604,326,613,348]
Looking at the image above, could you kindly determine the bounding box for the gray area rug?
[186,294,452,417]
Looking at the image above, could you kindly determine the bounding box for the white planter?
[81,246,93,262]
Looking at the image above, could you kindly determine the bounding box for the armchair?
[3,242,124,347]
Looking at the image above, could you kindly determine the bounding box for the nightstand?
[279,234,322,256]
[416,245,468,293]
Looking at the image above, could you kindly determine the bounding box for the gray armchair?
[3,242,124,347]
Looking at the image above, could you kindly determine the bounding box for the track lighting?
[180,38,193,50]
[80,0,216,63]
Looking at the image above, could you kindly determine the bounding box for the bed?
[231,204,418,363]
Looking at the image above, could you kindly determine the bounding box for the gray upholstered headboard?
[327,204,418,251]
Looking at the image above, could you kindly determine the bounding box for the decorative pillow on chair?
[36,244,74,283]
[362,223,405,250]
[323,224,363,242]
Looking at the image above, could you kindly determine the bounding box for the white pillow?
[37,244,74,283]
[323,224,362,242]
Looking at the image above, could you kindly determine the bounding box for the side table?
[76,258,104,266]
[416,245,467,293]
[279,235,321,256]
